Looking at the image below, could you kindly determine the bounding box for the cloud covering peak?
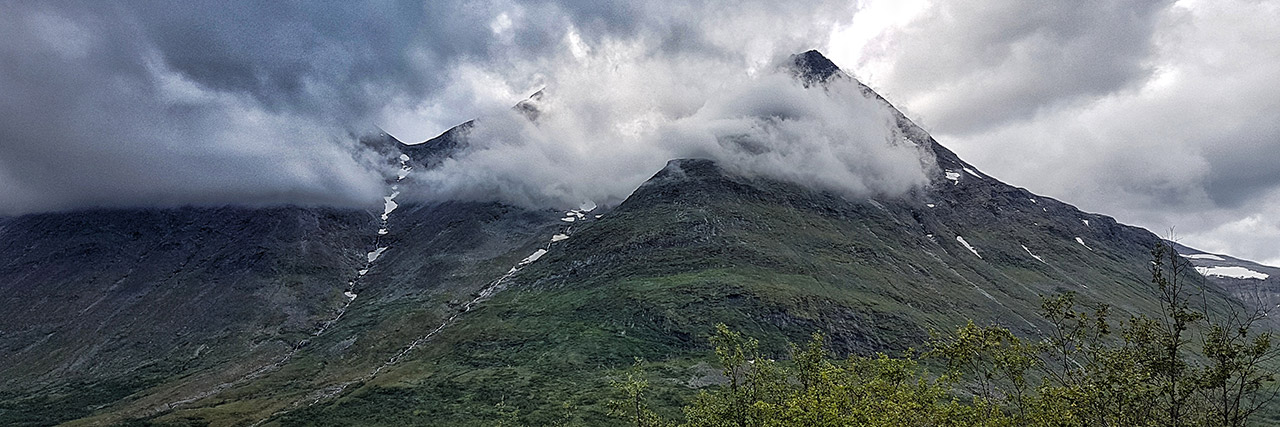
[3,0,1277,267]
[408,51,933,209]
[0,0,864,215]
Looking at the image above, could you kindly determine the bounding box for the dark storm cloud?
[868,0,1170,135]
[125,0,845,124]
[0,1,566,214]
[0,1,396,214]
[131,1,432,121]
[1,0,863,215]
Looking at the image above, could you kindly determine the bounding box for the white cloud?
[407,41,932,209]
[844,0,1280,263]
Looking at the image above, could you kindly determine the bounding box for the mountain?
[1172,242,1280,313]
[0,51,1266,426]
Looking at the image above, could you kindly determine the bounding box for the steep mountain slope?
[0,207,370,424]
[273,161,1216,424]
[268,53,1247,425]
[0,51,1260,426]
[0,201,566,425]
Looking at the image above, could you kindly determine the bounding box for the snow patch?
[1075,237,1092,251]
[963,167,981,178]
[926,203,936,208]
[560,217,576,223]
[579,200,597,212]
[551,234,569,242]
[344,291,357,300]
[1196,266,1269,280]
[398,154,410,162]
[397,167,411,180]
[944,170,961,184]
[519,249,548,265]
[1081,219,1090,227]
[1022,245,1047,264]
[367,247,387,263]
[1182,253,1226,261]
[358,269,368,276]
[1029,198,1037,204]
[956,236,981,258]
[383,196,399,216]
[378,228,388,235]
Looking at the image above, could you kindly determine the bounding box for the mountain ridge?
[0,50,1269,426]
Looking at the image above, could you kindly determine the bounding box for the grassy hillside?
[264,159,1241,426]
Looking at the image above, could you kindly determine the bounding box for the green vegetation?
[269,171,1257,426]
[612,243,1279,426]
[0,375,162,426]
[41,161,1271,425]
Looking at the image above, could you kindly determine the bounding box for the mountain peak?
[789,50,843,86]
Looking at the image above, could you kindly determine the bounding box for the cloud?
[0,0,865,215]
[851,0,1169,135]
[1180,198,1280,268]
[378,0,864,142]
[846,0,1280,264]
[0,2,405,214]
[408,48,932,209]
[4,0,1273,268]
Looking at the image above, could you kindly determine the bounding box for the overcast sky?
[1,0,1277,265]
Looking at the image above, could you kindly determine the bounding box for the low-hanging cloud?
[14,0,1274,269]
[0,0,871,216]
[0,2,411,215]
[408,48,933,209]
